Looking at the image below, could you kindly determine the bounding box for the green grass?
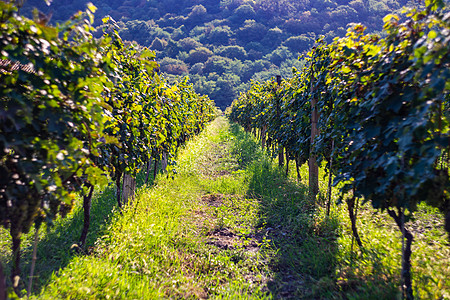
[1,116,449,299]
[334,202,450,300]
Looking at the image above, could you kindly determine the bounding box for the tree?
[236,20,268,43]
[118,20,153,45]
[261,27,284,48]
[188,4,207,18]
[217,45,247,60]
[283,35,313,53]
[159,57,189,75]
[265,46,294,65]
[231,4,256,23]
[283,13,322,34]
[150,37,168,50]
[206,26,233,45]
[185,5,208,27]
[185,47,213,64]
[329,5,358,22]
[190,62,205,74]
[203,55,233,74]
[178,37,202,51]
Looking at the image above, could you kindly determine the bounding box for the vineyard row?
[228,1,449,299]
[0,2,216,296]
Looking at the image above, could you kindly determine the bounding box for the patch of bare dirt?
[206,227,263,254]
[201,194,224,207]
[207,228,237,250]
[211,170,232,177]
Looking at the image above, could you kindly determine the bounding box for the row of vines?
[228,1,449,299]
[0,2,216,296]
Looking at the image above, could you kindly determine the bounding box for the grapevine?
[229,1,449,298]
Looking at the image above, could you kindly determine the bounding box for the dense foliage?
[0,2,215,295]
[21,0,412,109]
[228,1,450,298]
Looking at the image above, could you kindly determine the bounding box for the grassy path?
[35,116,330,299]
[1,117,449,299]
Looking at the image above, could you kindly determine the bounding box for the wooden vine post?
[161,152,168,173]
[276,75,284,167]
[309,81,319,200]
[145,158,153,184]
[122,174,136,205]
[261,125,267,149]
[79,184,95,247]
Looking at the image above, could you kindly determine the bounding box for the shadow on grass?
[15,170,156,295]
[228,124,340,298]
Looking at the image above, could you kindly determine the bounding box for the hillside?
[21,0,411,108]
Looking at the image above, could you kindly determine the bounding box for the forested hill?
[22,0,411,109]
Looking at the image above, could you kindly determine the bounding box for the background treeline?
[22,0,413,109]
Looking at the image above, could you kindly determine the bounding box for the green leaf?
[383,14,399,23]
[341,66,352,74]
[428,30,437,39]
[86,2,97,13]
